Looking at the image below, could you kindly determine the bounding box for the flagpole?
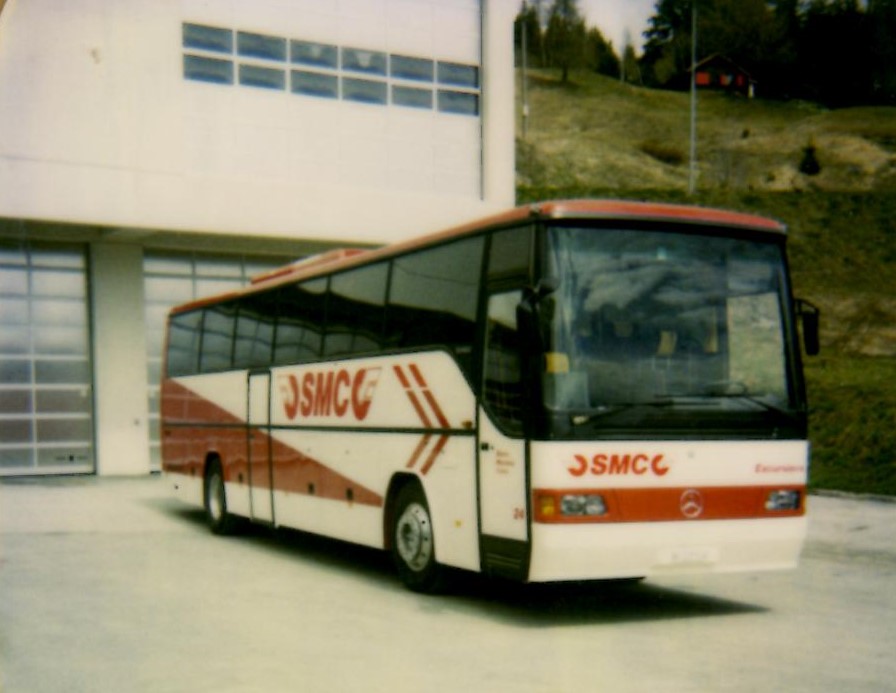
[688,1,698,195]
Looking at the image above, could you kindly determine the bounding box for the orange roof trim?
[530,199,785,232]
[251,248,368,285]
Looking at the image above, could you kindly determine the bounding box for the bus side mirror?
[796,299,820,356]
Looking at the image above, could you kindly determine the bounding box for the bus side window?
[233,293,277,369]
[199,304,236,373]
[167,309,202,377]
[487,226,532,281]
[324,263,388,358]
[386,237,483,376]
[482,291,524,435]
[274,278,327,365]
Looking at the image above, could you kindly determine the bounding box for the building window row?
[182,22,480,116]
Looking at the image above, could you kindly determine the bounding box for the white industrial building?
[0,0,516,476]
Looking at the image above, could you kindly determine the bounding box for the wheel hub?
[396,502,432,572]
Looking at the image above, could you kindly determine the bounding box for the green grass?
[805,356,896,495]
[514,72,896,495]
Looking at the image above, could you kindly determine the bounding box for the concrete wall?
[0,0,516,244]
[90,243,151,475]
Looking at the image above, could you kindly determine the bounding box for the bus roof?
[528,199,786,232]
[170,199,786,315]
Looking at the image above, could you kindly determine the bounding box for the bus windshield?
[541,224,799,436]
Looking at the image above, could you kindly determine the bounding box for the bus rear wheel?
[205,462,238,535]
[391,483,444,593]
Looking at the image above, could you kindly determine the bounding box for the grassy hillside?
[516,70,896,495]
[517,69,896,193]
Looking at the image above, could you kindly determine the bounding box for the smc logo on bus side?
[279,367,382,421]
[569,453,669,477]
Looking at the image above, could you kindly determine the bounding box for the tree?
[867,0,896,103]
[514,2,544,68]
[761,0,801,98]
[585,26,620,78]
[543,0,587,83]
[640,0,895,105]
[641,0,698,88]
[700,0,776,60]
[642,0,781,92]
[622,43,641,85]
[798,0,870,105]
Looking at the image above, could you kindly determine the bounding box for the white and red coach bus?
[161,199,819,592]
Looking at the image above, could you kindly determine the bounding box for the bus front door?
[247,371,275,524]
[478,289,531,581]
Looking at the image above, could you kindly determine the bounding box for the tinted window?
[343,78,388,104]
[386,237,483,374]
[324,264,388,358]
[167,310,202,377]
[393,86,432,109]
[183,55,234,85]
[437,62,479,87]
[275,278,327,365]
[342,48,387,75]
[290,40,338,68]
[237,31,287,61]
[391,55,433,82]
[239,64,285,90]
[234,293,278,369]
[437,90,479,116]
[483,291,525,435]
[183,24,233,54]
[199,305,236,372]
[291,70,338,98]
[488,226,532,282]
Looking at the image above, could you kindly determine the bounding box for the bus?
[161,199,819,592]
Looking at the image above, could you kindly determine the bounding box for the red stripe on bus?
[419,435,449,475]
[161,379,383,506]
[421,390,449,429]
[392,364,411,388]
[408,363,427,388]
[393,365,434,428]
[402,364,450,429]
[406,434,432,471]
[404,390,432,428]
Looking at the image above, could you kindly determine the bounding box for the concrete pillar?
[89,243,150,475]
[482,0,516,207]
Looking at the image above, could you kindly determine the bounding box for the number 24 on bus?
[161,199,819,592]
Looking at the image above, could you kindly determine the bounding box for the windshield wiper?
[569,392,794,427]
[570,399,678,426]
[709,392,796,418]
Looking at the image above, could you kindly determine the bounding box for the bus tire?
[205,460,238,535]
[391,483,444,593]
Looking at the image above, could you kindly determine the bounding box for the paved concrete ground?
[1,476,895,692]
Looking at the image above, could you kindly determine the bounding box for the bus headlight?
[765,489,801,511]
[561,494,607,517]
[534,490,610,523]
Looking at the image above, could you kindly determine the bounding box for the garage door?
[0,242,93,476]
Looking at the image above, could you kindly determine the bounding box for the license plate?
[658,546,719,566]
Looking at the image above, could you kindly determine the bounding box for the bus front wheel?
[391,483,444,593]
